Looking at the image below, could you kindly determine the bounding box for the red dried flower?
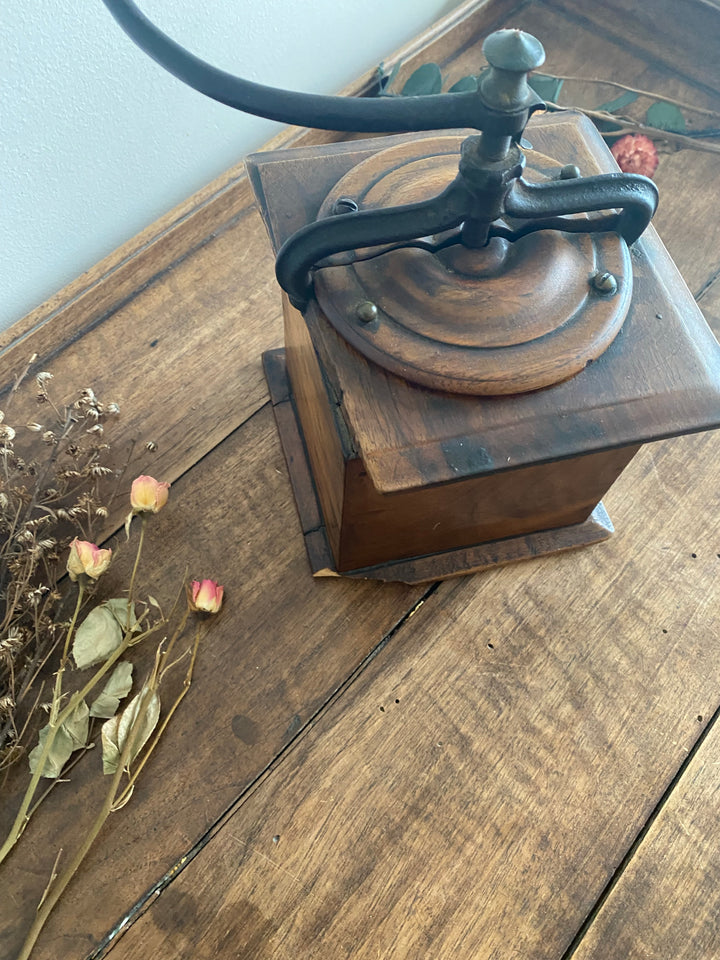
[610,134,659,178]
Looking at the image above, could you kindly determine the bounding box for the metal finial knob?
[483,29,545,73]
[480,29,546,111]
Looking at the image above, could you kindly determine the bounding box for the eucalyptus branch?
[547,74,720,117]
[544,103,720,155]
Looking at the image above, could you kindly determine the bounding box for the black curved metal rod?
[504,173,658,246]
[276,181,472,308]
[100,0,497,133]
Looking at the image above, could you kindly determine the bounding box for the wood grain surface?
[106,428,720,960]
[1,0,720,958]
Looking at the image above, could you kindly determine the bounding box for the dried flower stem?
[0,616,159,866]
[49,584,84,726]
[115,616,199,808]
[15,685,156,960]
[544,103,720,155]
[126,515,146,632]
[17,613,203,959]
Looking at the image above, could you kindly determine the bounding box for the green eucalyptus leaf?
[592,117,624,134]
[596,90,638,113]
[377,60,401,94]
[401,62,442,97]
[646,101,685,132]
[101,688,161,775]
[89,661,134,719]
[449,75,478,93]
[103,598,140,633]
[29,701,89,777]
[72,606,123,670]
[528,74,564,103]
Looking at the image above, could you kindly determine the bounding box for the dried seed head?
[86,424,103,436]
[145,441,158,453]
[41,431,56,445]
[0,425,16,442]
[0,492,8,510]
[95,506,109,518]
[26,422,44,432]
[91,465,113,477]
[36,372,53,386]
[107,402,120,416]
[0,695,16,716]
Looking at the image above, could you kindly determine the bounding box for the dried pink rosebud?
[610,134,659,178]
[67,539,112,581]
[189,579,224,614]
[130,475,170,514]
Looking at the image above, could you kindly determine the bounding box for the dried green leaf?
[101,688,160,775]
[449,75,478,93]
[401,62,442,97]
[646,100,685,132]
[29,701,89,777]
[73,606,123,669]
[528,73,564,103]
[101,714,121,775]
[89,661,134,718]
[63,699,90,748]
[103,598,140,633]
[596,90,639,114]
[29,724,74,778]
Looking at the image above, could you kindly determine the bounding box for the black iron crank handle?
[504,173,659,246]
[99,1,543,136]
[276,181,473,308]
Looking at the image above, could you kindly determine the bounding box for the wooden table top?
[3,1,720,957]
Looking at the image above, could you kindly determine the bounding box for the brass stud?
[356,301,379,323]
[591,271,618,296]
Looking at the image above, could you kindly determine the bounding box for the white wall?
[2,0,461,331]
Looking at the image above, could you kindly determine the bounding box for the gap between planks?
[93,584,441,959]
[559,695,720,959]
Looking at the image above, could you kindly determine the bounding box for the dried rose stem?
[126,515,146,632]
[0,621,159,866]
[15,685,156,960]
[114,616,198,808]
[18,617,204,959]
[49,584,84,726]
[0,514,156,866]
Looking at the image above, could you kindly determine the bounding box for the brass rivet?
[591,271,618,296]
[356,301,378,323]
[333,197,359,215]
[559,164,581,179]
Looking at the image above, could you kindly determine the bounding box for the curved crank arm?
[504,173,659,245]
[276,181,472,308]
[100,0,535,135]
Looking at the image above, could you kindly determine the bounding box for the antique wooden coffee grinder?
[103,1,720,581]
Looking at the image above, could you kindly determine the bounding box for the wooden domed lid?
[313,135,631,395]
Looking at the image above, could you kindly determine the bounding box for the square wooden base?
[263,348,614,584]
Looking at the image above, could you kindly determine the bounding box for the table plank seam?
[93,582,441,960]
[558,694,720,960]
